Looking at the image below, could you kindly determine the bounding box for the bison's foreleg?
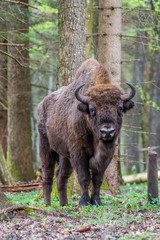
[72,153,91,206]
[56,157,73,206]
[91,170,104,206]
[39,134,57,206]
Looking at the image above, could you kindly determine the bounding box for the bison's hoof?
[79,194,91,206]
[91,194,102,206]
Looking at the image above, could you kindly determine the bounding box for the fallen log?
[1,183,42,192]
[122,171,160,184]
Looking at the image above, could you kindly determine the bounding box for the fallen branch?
[123,171,160,184]
[0,205,41,216]
[73,225,91,233]
[1,183,42,192]
[0,204,75,218]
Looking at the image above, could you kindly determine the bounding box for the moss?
[51,176,59,199]
[7,151,24,181]
[101,180,109,191]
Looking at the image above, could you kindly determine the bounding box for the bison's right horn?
[74,84,89,104]
[121,82,136,101]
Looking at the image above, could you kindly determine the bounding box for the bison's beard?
[89,140,115,172]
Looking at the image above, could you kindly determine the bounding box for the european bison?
[38,59,136,206]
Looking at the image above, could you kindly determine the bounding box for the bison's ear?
[77,103,89,114]
[123,100,135,113]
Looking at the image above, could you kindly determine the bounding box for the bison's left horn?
[121,82,136,101]
[74,84,89,104]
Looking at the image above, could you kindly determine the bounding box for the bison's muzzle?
[100,127,115,141]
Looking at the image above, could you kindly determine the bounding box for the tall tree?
[149,52,160,157]
[97,0,122,193]
[0,42,7,159]
[0,3,8,158]
[7,1,34,181]
[0,3,14,185]
[148,0,160,157]
[126,27,147,173]
[57,0,85,195]
[85,0,95,59]
[58,0,85,87]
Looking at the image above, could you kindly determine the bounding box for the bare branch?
[122,34,160,43]
[1,0,38,9]
[86,6,160,13]
[0,49,25,67]
[31,83,53,91]
[0,42,24,47]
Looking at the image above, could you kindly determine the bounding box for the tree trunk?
[0,187,12,210]
[57,0,85,195]
[149,52,160,158]
[97,0,122,193]
[7,1,34,181]
[85,0,94,59]
[58,0,85,87]
[0,34,7,159]
[126,30,146,174]
[0,144,14,185]
[147,148,158,203]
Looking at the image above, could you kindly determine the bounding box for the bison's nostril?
[100,128,115,140]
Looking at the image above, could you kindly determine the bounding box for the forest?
[0,0,160,239]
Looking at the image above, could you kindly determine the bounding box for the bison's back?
[74,59,111,88]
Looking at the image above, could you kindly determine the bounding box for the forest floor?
[0,183,160,240]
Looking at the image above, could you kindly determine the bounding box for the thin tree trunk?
[147,148,158,203]
[97,0,122,194]
[149,52,160,157]
[58,0,85,87]
[7,1,34,181]
[0,40,7,158]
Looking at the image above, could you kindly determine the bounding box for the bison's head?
[75,83,136,143]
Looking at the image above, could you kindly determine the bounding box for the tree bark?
[149,52,160,157]
[126,30,146,174]
[147,148,159,203]
[85,0,94,59]
[0,187,12,211]
[58,0,85,87]
[57,0,86,195]
[97,0,122,194]
[0,144,14,185]
[0,13,8,158]
[7,1,34,181]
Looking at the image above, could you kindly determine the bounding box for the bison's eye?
[89,105,96,117]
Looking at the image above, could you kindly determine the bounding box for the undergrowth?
[5,182,160,240]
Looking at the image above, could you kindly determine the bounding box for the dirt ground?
[0,205,160,240]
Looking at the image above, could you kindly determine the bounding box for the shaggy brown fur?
[38,59,135,206]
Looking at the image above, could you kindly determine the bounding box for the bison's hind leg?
[56,157,73,206]
[39,134,58,206]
